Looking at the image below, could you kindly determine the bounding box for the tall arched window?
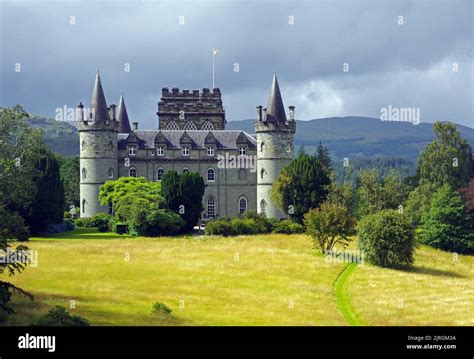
[184,121,197,131]
[182,168,189,173]
[207,168,215,182]
[260,141,265,152]
[81,167,87,180]
[238,196,248,214]
[129,167,137,177]
[82,198,87,214]
[260,168,266,179]
[201,121,215,131]
[166,121,179,130]
[260,199,267,216]
[207,196,216,218]
[81,141,87,151]
[157,168,165,181]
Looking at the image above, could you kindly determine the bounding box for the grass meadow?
[1,228,473,326]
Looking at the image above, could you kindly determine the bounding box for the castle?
[78,73,296,219]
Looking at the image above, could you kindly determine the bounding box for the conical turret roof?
[90,71,109,122]
[117,93,132,133]
[265,73,287,123]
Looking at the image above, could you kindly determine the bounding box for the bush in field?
[75,213,112,228]
[357,210,416,268]
[46,219,75,234]
[304,202,356,253]
[31,306,89,326]
[419,185,474,254]
[205,219,232,236]
[272,219,305,234]
[152,302,172,316]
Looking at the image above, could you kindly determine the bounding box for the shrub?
[152,302,172,316]
[242,211,272,232]
[97,223,109,232]
[205,219,232,236]
[230,217,257,235]
[45,220,75,234]
[272,219,305,234]
[74,213,112,228]
[358,210,416,268]
[31,306,89,326]
[304,202,356,253]
[419,184,474,254]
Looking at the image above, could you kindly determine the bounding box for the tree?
[316,141,332,176]
[161,171,205,232]
[356,170,403,218]
[23,147,65,234]
[271,151,331,223]
[60,156,80,209]
[357,210,416,268]
[404,180,435,225]
[31,306,89,326]
[304,202,356,253]
[417,122,472,189]
[419,185,474,254]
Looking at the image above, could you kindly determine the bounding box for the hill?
[228,116,474,162]
[28,114,474,162]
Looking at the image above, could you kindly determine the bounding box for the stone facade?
[79,72,295,220]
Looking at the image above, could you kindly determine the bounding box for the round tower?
[256,74,296,219]
[78,72,118,218]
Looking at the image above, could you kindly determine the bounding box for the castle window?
[129,168,137,177]
[184,121,197,131]
[182,146,190,156]
[260,168,266,179]
[239,147,246,156]
[82,199,87,214]
[166,121,179,130]
[238,168,247,180]
[207,168,215,182]
[207,147,214,156]
[81,141,87,151]
[107,168,114,179]
[287,142,292,153]
[260,199,267,216]
[260,142,264,152]
[238,196,248,214]
[82,167,87,180]
[157,168,165,181]
[128,146,136,156]
[157,146,164,156]
[201,121,215,131]
[182,168,189,174]
[207,196,216,218]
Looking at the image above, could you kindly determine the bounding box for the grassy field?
[1,228,473,326]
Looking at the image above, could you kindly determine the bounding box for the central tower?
[256,74,296,218]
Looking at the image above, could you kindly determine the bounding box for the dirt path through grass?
[334,263,362,326]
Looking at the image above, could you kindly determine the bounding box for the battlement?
[161,87,221,98]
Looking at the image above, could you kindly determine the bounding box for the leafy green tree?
[161,171,205,232]
[419,185,474,253]
[60,156,80,209]
[356,170,403,218]
[404,180,435,225]
[23,147,65,234]
[304,202,356,253]
[326,182,357,215]
[271,151,331,223]
[417,122,472,189]
[316,141,332,175]
[357,210,416,268]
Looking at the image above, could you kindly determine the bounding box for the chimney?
[262,108,267,122]
[256,105,263,121]
[132,122,138,130]
[109,104,117,121]
[77,102,84,122]
[288,105,295,121]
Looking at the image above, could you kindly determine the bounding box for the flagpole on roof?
[212,48,219,89]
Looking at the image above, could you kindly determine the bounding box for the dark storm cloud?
[1,0,472,129]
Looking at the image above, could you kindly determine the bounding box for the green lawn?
[1,228,473,326]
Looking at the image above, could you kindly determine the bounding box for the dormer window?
[182,146,190,156]
[128,146,136,156]
[157,146,164,156]
[239,147,246,156]
[207,147,214,156]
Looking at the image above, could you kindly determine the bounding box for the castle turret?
[117,93,132,134]
[78,72,119,217]
[256,73,296,218]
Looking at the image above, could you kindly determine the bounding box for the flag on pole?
[213,48,219,55]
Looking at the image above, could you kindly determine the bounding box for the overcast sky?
[1,0,473,129]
